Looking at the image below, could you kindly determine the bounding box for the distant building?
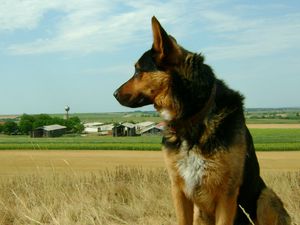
[113,123,137,137]
[112,124,125,137]
[43,124,67,137]
[99,124,114,136]
[156,122,166,130]
[83,122,104,134]
[122,122,137,136]
[84,127,100,133]
[31,127,44,138]
[83,122,104,128]
[31,124,67,138]
[135,121,156,133]
[139,125,163,136]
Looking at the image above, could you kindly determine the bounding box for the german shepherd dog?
[114,17,291,225]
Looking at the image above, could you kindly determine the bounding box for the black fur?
[114,17,290,224]
[142,50,266,223]
[161,54,266,223]
[234,128,266,224]
[136,50,158,72]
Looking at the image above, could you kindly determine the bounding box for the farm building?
[156,122,166,130]
[135,121,156,133]
[112,124,124,137]
[122,123,137,136]
[31,124,67,138]
[84,127,100,133]
[83,122,103,128]
[31,127,44,138]
[139,125,163,135]
[113,123,137,137]
[43,124,67,137]
[83,122,114,135]
[83,122,103,134]
[99,124,114,136]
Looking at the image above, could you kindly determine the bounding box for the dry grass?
[0,167,299,225]
[0,167,174,225]
[261,170,300,225]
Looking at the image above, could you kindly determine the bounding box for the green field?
[0,128,300,151]
[2,109,300,124]
[54,110,300,124]
[54,112,162,123]
[0,135,161,150]
[246,118,300,124]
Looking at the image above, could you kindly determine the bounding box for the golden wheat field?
[0,150,299,225]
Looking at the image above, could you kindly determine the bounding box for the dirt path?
[0,150,299,175]
[256,151,300,171]
[247,124,300,129]
[0,150,165,175]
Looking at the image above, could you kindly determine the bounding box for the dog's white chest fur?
[160,109,173,121]
[176,143,207,197]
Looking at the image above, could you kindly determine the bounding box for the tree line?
[0,114,84,135]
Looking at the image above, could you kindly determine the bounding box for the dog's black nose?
[113,90,119,99]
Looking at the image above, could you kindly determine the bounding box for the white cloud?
[3,0,122,54]
[200,10,261,33]
[3,0,212,55]
[0,0,63,30]
[203,12,300,60]
[2,0,300,60]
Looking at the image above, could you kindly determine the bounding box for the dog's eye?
[134,68,141,77]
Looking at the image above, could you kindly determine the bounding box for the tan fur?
[163,131,246,225]
[163,123,291,225]
[256,188,291,225]
[115,16,291,225]
[117,71,168,101]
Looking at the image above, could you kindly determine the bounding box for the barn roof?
[83,122,104,128]
[100,124,114,131]
[136,121,155,127]
[122,122,135,128]
[43,124,66,131]
[139,125,163,134]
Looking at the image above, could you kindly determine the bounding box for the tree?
[19,114,35,134]
[3,121,19,135]
[32,114,53,129]
[17,113,84,135]
[64,116,84,133]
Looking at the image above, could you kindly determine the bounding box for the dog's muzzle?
[114,88,152,108]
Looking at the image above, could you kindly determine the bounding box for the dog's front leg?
[172,184,194,225]
[215,188,239,225]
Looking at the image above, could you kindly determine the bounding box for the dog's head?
[114,17,215,121]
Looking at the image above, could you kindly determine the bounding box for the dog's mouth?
[114,91,152,108]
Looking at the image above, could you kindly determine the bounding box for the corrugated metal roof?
[139,125,163,134]
[83,122,104,128]
[43,124,66,131]
[136,121,155,127]
[100,124,114,131]
[122,122,135,128]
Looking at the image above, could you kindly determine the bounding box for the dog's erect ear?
[151,16,180,65]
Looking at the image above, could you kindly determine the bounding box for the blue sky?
[0,0,299,115]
